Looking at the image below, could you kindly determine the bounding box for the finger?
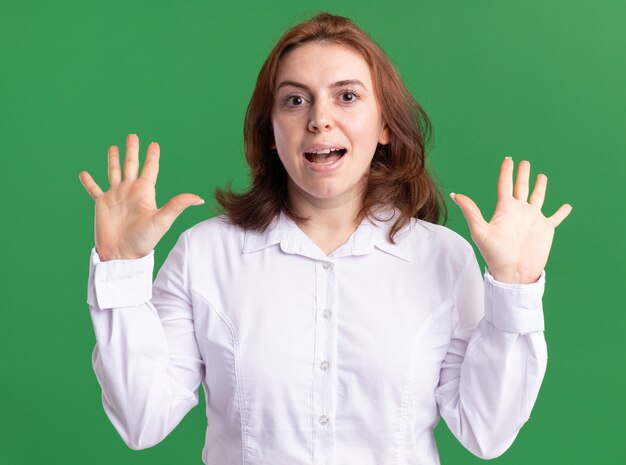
[528,173,547,208]
[450,192,488,232]
[513,160,530,201]
[123,133,140,181]
[108,145,122,187]
[497,156,514,199]
[547,203,573,228]
[79,171,104,200]
[139,142,160,186]
[153,193,205,232]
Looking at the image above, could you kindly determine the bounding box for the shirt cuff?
[87,247,154,310]
[483,267,546,334]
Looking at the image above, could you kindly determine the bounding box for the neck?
[287,180,365,255]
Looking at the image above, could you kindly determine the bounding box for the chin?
[306,182,362,203]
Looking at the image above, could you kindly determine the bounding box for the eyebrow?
[275,79,367,92]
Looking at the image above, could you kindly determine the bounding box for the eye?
[340,90,360,103]
[284,95,306,107]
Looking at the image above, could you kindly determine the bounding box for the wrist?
[488,268,541,284]
[95,247,147,262]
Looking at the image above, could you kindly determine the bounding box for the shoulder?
[408,218,475,267]
[186,214,234,234]
[411,218,472,251]
[182,214,247,248]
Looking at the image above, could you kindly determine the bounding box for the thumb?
[155,193,205,231]
[450,192,486,231]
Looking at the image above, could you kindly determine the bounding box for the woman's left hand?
[450,157,572,284]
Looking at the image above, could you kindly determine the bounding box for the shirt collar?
[242,205,413,262]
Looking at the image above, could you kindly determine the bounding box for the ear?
[378,123,390,145]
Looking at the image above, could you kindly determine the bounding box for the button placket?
[313,260,337,464]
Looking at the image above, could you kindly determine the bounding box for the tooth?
[305,148,344,154]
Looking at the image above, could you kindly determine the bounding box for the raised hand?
[79,134,205,261]
[450,157,572,284]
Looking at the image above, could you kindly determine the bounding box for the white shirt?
[86,207,547,465]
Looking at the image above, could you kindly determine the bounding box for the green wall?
[1,0,623,463]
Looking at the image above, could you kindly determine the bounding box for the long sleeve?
[434,250,547,459]
[86,230,204,450]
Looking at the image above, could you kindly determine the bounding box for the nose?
[308,100,333,132]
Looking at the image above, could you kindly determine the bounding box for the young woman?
[79,12,572,465]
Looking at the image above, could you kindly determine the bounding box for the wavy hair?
[215,12,447,242]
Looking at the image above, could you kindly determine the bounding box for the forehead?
[276,42,373,88]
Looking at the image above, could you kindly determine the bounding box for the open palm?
[451,157,572,284]
[79,134,204,261]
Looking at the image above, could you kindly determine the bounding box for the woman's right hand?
[79,134,205,261]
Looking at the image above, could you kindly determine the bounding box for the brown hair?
[215,12,447,242]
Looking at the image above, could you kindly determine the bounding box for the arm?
[440,156,570,458]
[435,250,547,459]
[79,134,206,448]
[87,230,204,450]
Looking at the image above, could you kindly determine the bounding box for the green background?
[1,0,623,463]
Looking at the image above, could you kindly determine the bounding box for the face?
[271,42,389,210]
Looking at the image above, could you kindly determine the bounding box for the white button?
[322,262,332,270]
[319,415,329,425]
[323,309,332,319]
[319,361,330,371]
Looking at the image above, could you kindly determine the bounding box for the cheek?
[274,144,299,172]
[277,148,292,170]
[271,117,294,148]
[349,109,382,135]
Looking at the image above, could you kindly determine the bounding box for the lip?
[303,149,347,173]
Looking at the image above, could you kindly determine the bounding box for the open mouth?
[304,148,347,165]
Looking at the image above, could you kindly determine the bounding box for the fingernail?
[193,199,205,206]
[505,156,512,160]
[449,192,457,202]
